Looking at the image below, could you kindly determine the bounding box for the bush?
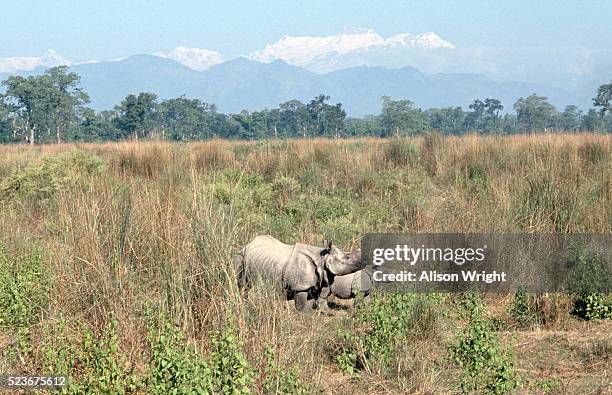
[262,345,309,394]
[0,243,48,356]
[564,242,611,320]
[509,290,572,328]
[147,313,212,394]
[334,294,440,373]
[45,319,142,394]
[210,322,255,394]
[449,299,518,394]
[0,150,105,201]
[572,293,611,320]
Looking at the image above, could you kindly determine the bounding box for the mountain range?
[0,54,607,116]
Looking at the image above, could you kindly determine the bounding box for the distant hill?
[0,55,607,116]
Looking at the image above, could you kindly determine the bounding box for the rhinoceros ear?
[323,239,333,249]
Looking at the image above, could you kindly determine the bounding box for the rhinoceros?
[236,235,364,311]
[319,269,372,308]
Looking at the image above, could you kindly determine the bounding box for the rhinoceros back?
[242,235,295,282]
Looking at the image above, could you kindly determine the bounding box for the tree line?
[1,66,611,144]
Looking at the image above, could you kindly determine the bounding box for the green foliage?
[466,160,489,190]
[0,150,105,201]
[262,345,309,394]
[564,242,612,320]
[0,243,48,355]
[147,313,213,394]
[334,294,440,373]
[572,293,611,320]
[508,289,542,328]
[564,242,611,295]
[449,300,518,394]
[314,194,352,223]
[209,321,255,394]
[45,319,142,394]
[0,244,48,329]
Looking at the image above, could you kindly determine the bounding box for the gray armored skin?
[319,269,372,308]
[236,235,365,311]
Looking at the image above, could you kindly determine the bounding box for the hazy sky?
[2,0,611,61]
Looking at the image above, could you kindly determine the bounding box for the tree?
[380,96,430,136]
[157,97,217,140]
[513,94,557,132]
[44,66,90,143]
[114,92,158,139]
[306,94,330,137]
[2,75,51,144]
[464,98,503,132]
[428,107,466,135]
[580,109,601,132]
[560,105,582,132]
[464,99,486,131]
[279,100,308,137]
[483,98,504,131]
[593,81,612,116]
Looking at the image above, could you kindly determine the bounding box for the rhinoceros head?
[321,240,364,276]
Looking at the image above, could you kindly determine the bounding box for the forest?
[1,66,611,144]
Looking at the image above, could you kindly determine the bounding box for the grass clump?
[383,137,419,167]
[0,150,105,201]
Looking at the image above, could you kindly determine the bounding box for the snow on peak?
[154,47,224,71]
[250,29,454,67]
[252,29,385,66]
[0,49,71,73]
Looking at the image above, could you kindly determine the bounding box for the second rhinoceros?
[319,269,372,308]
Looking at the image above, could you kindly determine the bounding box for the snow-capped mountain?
[0,49,71,73]
[250,29,454,72]
[154,47,224,71]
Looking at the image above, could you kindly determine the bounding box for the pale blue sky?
[1,0,611,61]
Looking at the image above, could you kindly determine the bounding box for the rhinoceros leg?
[318,286,331,310]
[294,291,316,312]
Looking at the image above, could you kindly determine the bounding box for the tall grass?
[0,133,609,393]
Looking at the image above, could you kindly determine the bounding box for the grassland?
[0,133,610,394]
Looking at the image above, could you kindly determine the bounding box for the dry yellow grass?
[0,133,610,393]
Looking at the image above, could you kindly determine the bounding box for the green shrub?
[466,160,490,190]
[564,242,611,320]
[0,243,48,356]
[0,150,105,201]
[319,217,360,246]
[0,244,48,329]
[314,195,352,224]
[271,175,301,206]
[210,320,255,394]
[449,305,518,394]
[147,313,212,394]
[572,293,611,320]
[334,294,440,373]
[508,289,541,328]
[45,319,142,394]
[262,345,309,394]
